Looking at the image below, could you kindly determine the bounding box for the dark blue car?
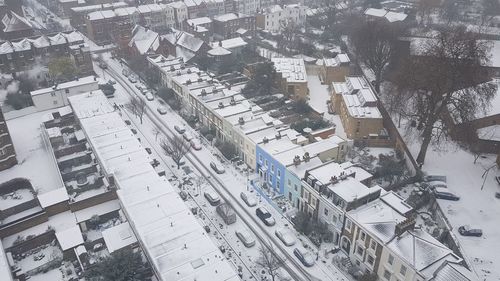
[434,187,460,201]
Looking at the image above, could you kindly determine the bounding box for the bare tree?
[350,18,402,93]
[389,25,497,165]
[416,0,440,26]
[161,135,191,169]
[255,243,285,281]
[456,123,485,164]
[481,0,500,26]
[126,96,147,124]
[152,127,161,142]
[440,0,461,24]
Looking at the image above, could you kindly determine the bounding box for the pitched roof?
[431,262,478,281]
[2,11,33,33]
[177,32,204,52]
[129,25,160,55]
[387,229,461,276]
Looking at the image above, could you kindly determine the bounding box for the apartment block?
[213,13,256,39]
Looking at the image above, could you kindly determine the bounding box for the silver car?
[240,192,257,207]
[235,229,256,248]
[275,228,296,246]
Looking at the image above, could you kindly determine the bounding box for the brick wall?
[0,212,48,238]
[69,189,117,212]
[7,230,56,255]
[0,199,39,220]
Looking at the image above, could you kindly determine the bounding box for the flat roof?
[102,222,138,253]
[68,92,238,281]
[31,76,97,96]
[73,199,121,223]
[56,226,84,251]
[271,58,307,83]
[37,187,68,208]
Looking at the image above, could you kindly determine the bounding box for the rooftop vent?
[218,102,224,109]
[293,155,301,166]
[238,117,244,125]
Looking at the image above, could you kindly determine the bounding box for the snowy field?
[0,110,63,194]
[406,140,500,281]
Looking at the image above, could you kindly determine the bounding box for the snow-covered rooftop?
[274,136,345,165]
[102,222,138,253]
[68,92,238,281]
[211,37,247,50]
[37,187,68,208]
[347,199,406,243]
[477,124,500,141]
[213,13,239,22]
[271,58,307,83]
[323,54,350,67]
[208,46,231,56]
[129,25,159,55]
[431,262,479,281]
[364,8,407,22]
[30,76,98,97]
[73,199,121,223]
[332,76,382,119]
[187,17,212,26]
[387,229,461,278]
[379,191,413,215]
[71,2,128,13]
[56,226,84,251]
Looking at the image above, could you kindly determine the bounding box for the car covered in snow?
[424,180,448,189]
[458,225,483,237]
[424,175,447,182]
[145,93,154,101]
[210,162,225,174]
[275,228,296,246]
[204,190,221,206]
[235,229,255,248]
[293,247,315,267]
[190,139,202,150]
[434,187,460,201]
[183,132,193,141]
[157,106,167,115]
[174,125,186,134]
[240,192,257,207]
[256,207,275,226]
[128,75,137,83]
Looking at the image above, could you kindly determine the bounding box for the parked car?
[204,190,221,206]
[216,203,237,225]
[275,228,296,246]
[458,225,483,237]
[145,147,152,154]
[179,191,188,201]
[210,161,225,174]
[108,79,116,85]
[235,229,256,248]
[424,175,447,182]
[190,139,202,150]
[135,84,144,90]
[203,225,211,233]
[174,125,186,134]
[98,61,107,69]
[183,132,193,141]
[124,120,131,125]
[131,128,137,134]
[146,93,154,101]
[157,106,167,115]
[425,181,448,189]
[240,192,257,207]
[293,248,315,267]
[495,176,500,185]
[128,76,137,83]
[122,69,129,77]
[434,187,460,201]
[256,207,275,226]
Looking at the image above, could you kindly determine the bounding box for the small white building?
[30,76,99,111]
[259,4,307,33]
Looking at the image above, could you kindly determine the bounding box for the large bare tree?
[255,243,285,281]
[161,135,191,169]
[126,96,147,124]
[350,18,403,93]
[389,25,496,165]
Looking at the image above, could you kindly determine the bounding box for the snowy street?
[95,53,353,281]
